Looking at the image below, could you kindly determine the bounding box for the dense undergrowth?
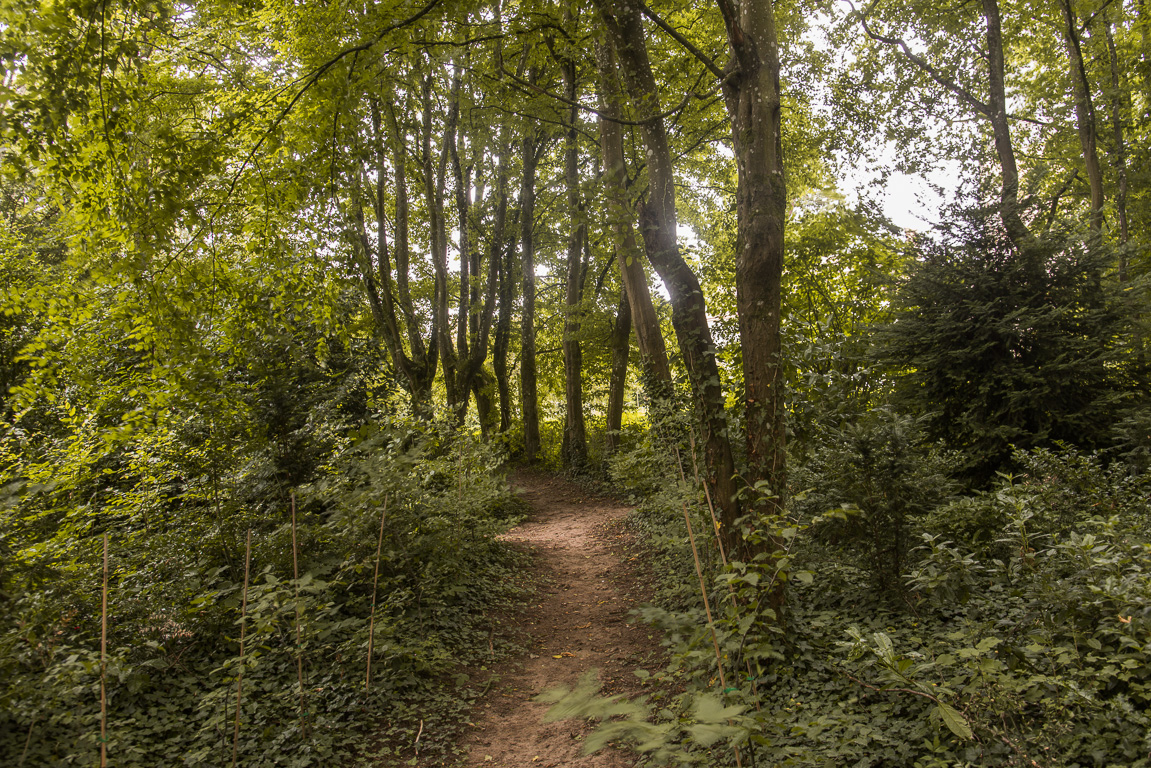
[544,428,1151,768]
[0,415,528,767]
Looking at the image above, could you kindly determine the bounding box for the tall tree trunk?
[494,223,517,433]
[597,0,740,528]
[983,0,1032,249]
[449,123,473,426]
[606,285,631,453]
[561,55,589,470]
[1105,17,1131,254]
[520,120,542,461]
[717,0,787,562]
[423,67,460,413]
[594,40,672,399]
[1059,0,1105,232]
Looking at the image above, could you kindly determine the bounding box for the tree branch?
[636,0,726,81]
[846,0,990,116]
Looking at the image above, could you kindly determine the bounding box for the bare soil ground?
[457,469,663,767]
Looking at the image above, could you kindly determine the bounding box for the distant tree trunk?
[1059,0,1105,232]
[606,286,631,453]
[423,67,461,413]
[494,227,517,433]
[347,96,439,419]
[982,0,1032,249]
[1105,17,1131,253]
[520,118,542,461]
[561,55,589,470]
[594,40,672,400]
[597,0,739,525]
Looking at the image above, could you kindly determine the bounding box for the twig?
[291,493,306,738]
[18,719,34,765]
[232,530,252,768]
[366,494,390,694]
[413,719,425,755]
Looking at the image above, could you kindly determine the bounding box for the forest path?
[457,469,662,767]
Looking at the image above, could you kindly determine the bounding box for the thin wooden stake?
[232,529,252,768]
[291,492,306,738]
[680,500,742,768]
[366,494,389,694]
[100,533,108,768]
[681,501,726,690]
[687,429,728,566]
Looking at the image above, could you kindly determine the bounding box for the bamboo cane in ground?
[100,533,108,768]
[680,499,742,767]
[366,494,389,694]
[232,529,252,768]
[291,492,306,737]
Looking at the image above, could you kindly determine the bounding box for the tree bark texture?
[519,121,542,461]
[597,0,739,527]
[718,0,788,555]
[561,54,589,469]
[594,39,672,398]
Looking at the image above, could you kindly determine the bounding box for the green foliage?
[0,389,526,766]
[573,440,1151,767]
[792,409,958,593]
[879,210,1144,483]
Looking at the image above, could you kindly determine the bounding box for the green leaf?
[936,702,973,740]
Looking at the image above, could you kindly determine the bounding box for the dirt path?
[458,470,662,767]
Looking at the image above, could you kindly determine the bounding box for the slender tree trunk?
[606,286,631,453]
[520,121,542,461]
[561,55,589,469]
[384,101,438,416]
[424,67,460,412]
[718,0,787,562]
[1059,0,1105,232]
[594,40,672,398]
[494,226,516,433]
[1105,17,1131,254]
[450,122,473,426]
[597,0,740,526]
[983,0,1032,248]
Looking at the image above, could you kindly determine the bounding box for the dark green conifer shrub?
[879,210,1142,483]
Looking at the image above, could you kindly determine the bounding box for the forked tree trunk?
[594,40,672,399]
[596,0,740,531]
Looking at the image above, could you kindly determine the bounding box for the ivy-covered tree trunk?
[718,0,787,564]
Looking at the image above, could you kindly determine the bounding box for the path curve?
[459,470,661,767]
